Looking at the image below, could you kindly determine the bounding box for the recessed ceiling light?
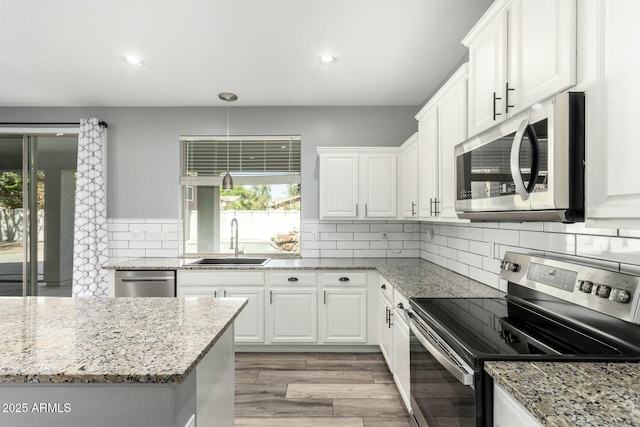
[318,55,337,65]
[122,55,145,67]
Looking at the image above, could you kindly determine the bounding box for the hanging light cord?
[226,100,230,172]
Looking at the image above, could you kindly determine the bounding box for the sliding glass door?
[0,134,78,297]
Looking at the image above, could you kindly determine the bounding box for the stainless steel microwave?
[454,92,585,222]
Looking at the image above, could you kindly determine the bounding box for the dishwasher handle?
[119,278,171,282]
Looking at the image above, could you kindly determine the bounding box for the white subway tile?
[162,223,180,233]
[302,241,336,250]
[320,232,353,241]
[130,240,162,249]
[164,232,179,241]
[312,223,338,232]
[404,223,421,233]
[431,254,448,268]
[469,240,491,257]
[499,222,544,231]
[111,232,134,241]
[386,232,419,241]
[129,223,162,233]
[388,249,419,258]
[301,249,320,258]
[458,227,483,241]
[447,260,469,277]
[145,218,172,224]
[111,218,145,224]
[439,246,457,260]
[424,243,440,255]
[337,241,370,250]
[499,279,508,292]
[145,249,179,257]
[320,249,353,258]
[108,240,129,249]
[448,237,470,251]
[107,223,129,232]
[420,250,432,262]
[404,240,420,250]
[433,235,447,246]
[497,244,542,259]
[576,235,640,265]
[440,225,458,237]
[162,240,179,249]
[520,231,576,255]
[543,222,617,236]
[469,267,500,289]
[350,249,384,258]
[146,232,164,241]
[371,241,403,250]
[469,221,499,229]
[483,257,502,273]
[111,248,146,258]
[354,232,383,241]
[458,251,483,268]
[483,228,519,246]
[370,223,404,232]
[337,223,370,233]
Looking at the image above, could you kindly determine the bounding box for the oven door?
[408,312,480,427]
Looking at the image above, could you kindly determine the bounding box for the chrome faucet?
[230,218,244,257]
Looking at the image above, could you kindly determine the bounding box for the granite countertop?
[0,296,246,384]
[106,257,505,299]
[486,361,640,427]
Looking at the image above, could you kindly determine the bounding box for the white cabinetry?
[392,289,410,410]
[318,148,397,219]
[400,133,419,219]
[177,271,265,343]
[415,64,469,220]
[494,383,543,427]
[266,272,317,343]
[319,272,367,343]
[378,276,394,370]
[463,0,576,138]
[585,0,640,229]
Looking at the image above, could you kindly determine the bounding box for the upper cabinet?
[585,0,640,229]
[463,0,577,138]
[400,133,419,219]
[415,64,469,220]
[318,148,397,220]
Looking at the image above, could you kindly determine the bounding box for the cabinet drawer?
[320,271,366,287]
[268,271,317,286]
[177,270,264,287]
[379,275,393,303]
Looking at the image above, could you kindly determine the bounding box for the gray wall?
[0,106,418,219]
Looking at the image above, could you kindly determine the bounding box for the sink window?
[179,136,301,256]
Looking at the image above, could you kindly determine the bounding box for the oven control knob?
[610,289,631,304]
[596,285,611,298]
[500,261,520,273]
[579,281,594,293]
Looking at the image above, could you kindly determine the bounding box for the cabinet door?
[586,0,640,229]
[508,0,576,113]
[401,136,419,219]
[467,10,508,137]
[320,288,367,343]
[267,288,317,343]
[379,293,394,372]
[418,108,439,218]
[223,287,265,343]
[392,315,410,410]
[319,152,359,218]
[494,383,543,427]
[438,73,468,219]
[360,152,397,218]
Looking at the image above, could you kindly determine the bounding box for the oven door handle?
[510,119,532,201]
[408,314,474,387]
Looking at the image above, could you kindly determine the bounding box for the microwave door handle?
[525,124,540,193]
[510,119,531,201]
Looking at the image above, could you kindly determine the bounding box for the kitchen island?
[0,296,246,427]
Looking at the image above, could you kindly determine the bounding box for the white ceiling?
[0,0,492,107]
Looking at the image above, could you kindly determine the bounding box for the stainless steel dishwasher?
[114,270,176,297]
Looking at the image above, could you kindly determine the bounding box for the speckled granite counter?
[0,296,246,384]
[485,361,640,427]
[105,257,504,299]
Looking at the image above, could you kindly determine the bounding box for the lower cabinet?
[494,383,543,427]
[267,288,318,343]
[392,289,411,410]
[379,286,394,370]
[320,288,367,343]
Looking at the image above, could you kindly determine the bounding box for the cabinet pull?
[429,198,433,216]
[365,203,368,217]
[493,92,502,120]
[505,82,515,113]
[223,290,227,297]
[381,284,386,290]
[356,203,359,217]
[385,307,389,325]
[214,290,218,297]
[323,290,326,305]
[339,277,350,282]
[269,291,273,304]
[432,198,440,217]
[287,277,299,282]
[411,201,416,217]
[388,311,393,328]
[397,302,404,310]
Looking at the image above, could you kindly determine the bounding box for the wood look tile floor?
[235,352,410,427]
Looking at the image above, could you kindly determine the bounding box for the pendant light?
[219,92,238,190]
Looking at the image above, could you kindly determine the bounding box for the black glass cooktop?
[409,296,634,365]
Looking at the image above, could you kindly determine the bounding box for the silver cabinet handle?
[223,290,227,297]
[355,203,359,217]
[323,290,326,305]
[365,203,368,217]
[214,290,218,297]
[381,284,386,289]
[339,277,350,282]
[493,91,502,120]
[269,290,273,304]
[397,302,404,310]
[288,277,299,282]
[505,82,515,113]
[411,201,416,217]
[120,278,169,282]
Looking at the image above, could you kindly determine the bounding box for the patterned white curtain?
[72,118,108,297]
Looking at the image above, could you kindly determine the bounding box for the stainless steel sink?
[186,258,270,266]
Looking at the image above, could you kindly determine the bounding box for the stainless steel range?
[408,251,640,427]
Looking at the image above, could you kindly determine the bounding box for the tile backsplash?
[420,221,640,292]
[107,218,179,263]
